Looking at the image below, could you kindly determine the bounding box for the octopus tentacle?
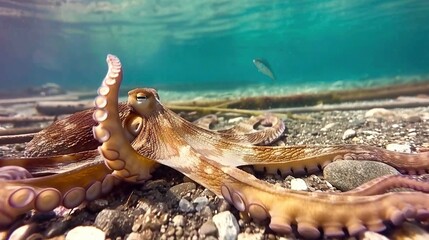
[193,113,285,145]
[342,174,429,196]
[0,161,115,228]
[92,54,158,183]
[220,169,429,238]
[0,150,99,176]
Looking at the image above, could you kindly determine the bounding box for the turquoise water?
[0,0,428,100]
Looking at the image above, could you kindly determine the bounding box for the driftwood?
[0,116,55,124]
[35,101,93,116]
[0,133,34,145]
[166,81,429,109]
[267,97,429,113]
[0,127,44,136]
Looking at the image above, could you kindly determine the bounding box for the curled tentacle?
[193,113,285,145]
[342,174,429,196]
[92,54,158,183]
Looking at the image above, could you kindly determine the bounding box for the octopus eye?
[136,94,148,103]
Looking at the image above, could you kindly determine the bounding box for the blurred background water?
[0,0,428,101]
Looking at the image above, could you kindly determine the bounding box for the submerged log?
[0,133,34,145]
[35,101,93,116]
[0,116,55,124]
[167,81,429,109]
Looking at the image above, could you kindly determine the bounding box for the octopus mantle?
[1,55,429,239]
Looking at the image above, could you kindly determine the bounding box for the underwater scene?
[1,1,429,240]
[0,0,429,101]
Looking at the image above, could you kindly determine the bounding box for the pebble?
[386,143,412,153]
[45,221,70,237]
[212,211,239,240]
[199,220,218,237]
[94,209,134,238]
[324,160,400,191]
[126,232,144,240]
[169,182,197,199]
[365,108,397,120]
[172,215,186,227]
[65,226,105,240]
[320,123,336,132]
[8,223,40,240]
[238,232,264,240]
[87,199,109,213]
[178,198,194,213]
[290,178,308,191]
[193,196,209,211]
[200,205,214,219]
[342,129,357,140]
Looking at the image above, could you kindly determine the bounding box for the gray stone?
[193,196,209,211]
[65,226,105,240]
[178,198,194,213]
[94,209,134,238]
[212,211,239,240]
[324,160,400,191]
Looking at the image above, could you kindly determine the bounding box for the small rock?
[126,232,144,240]
[238,232,264,240]
[168,182,196,199]
[141,179,168,190]
[45,221,70,237]
[364,108,397,120]
[386,143,412,153]
[193,196,209,211]
[342,129,356,140]
[324,160,400,191]
[172,215,186,227]
[212,211,239,240]
[200,205,213,219]
[87,199,109,213]
[8,223,40,240]
[178,198,194,213]
[290,178,308,191]
[199,220,218,237]
[94,209,134,238]
[65,226,105,240]
[320,123,336,132]
[405,115,422,123]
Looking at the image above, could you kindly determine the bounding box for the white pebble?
[386,143,412,153]
[212,211,239,240]
[342,129,356,140]
[290,178,308,191]
[65,226,105,240]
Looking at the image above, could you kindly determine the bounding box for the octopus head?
[127,88,160,117]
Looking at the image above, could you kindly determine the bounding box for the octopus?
[1,54,429,239]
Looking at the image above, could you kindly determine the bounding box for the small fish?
[253,58,276,80]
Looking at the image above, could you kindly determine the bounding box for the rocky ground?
[1,100,429,240]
